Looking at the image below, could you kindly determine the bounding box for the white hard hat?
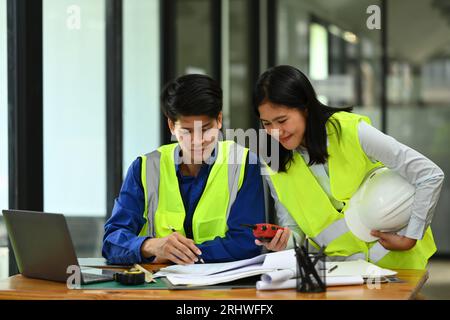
[344,167,415,242]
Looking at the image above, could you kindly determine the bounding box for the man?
[103,74,265,265]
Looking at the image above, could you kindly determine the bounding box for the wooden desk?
[0,264,428,300]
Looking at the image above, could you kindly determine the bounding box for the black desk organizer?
[293,238,327,293]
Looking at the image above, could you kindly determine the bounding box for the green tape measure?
[113,268,146,286]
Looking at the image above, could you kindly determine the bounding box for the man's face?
[168,112,223,164]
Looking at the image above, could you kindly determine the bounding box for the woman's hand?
[141,232,202,265]
[371,230,417,251]
[255,228,291,251]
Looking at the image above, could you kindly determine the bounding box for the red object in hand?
[241,223,285,242]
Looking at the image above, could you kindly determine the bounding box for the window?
[309,22,328,81]
[176,0,213,76]
[0,0,7,213]
[228,0,253,130]
[43,0,106,217]
[277,0,383,128]
[123,0,160,174]
[0,0,8,278]
[277,0,309,72]
[43,0,106,257]
[387,0,450,253]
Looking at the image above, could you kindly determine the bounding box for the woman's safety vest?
[266,112,436,269]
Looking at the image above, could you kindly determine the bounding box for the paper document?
[166,265,275,286]
[256,276,364,290]
[155,254,267,277]
[325,259,397,277]
[262,249,296,269]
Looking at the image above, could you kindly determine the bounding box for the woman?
[254,65,444,269]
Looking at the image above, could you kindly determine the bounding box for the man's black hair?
[161,74,222,121]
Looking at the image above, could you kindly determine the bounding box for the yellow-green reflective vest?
[138,140,248,244]
[266,112,436,269]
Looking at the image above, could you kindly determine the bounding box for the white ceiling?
[308,0,450,65]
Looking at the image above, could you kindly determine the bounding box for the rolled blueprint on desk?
[261,268,296,283]
[256,276,365,290]
[257,279,297,290]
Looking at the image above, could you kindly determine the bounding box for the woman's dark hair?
[161,74,222,121]
[253,65,352,172]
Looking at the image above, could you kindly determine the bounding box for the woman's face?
[168,112,222,164]
[258,101,307,150]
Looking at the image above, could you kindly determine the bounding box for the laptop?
[2,209,114,284]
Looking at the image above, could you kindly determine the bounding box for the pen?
[169,227,204,264]
[328,265,338,273]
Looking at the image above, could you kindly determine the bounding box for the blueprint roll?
[256,279,296,290]
[257,276,365,290]
[260,269,295,283]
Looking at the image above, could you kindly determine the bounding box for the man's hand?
[255,228,291,251]
[371,230,417,251]
[141,232,202,265]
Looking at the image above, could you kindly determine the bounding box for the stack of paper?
[154,249,397,288]
[155,253,266,277]
[154,254,275,286]
[165,265,276,286]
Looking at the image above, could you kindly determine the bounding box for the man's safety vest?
[138,140,248,244]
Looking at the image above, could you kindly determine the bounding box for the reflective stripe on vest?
[139,141,248,242]
[225,142,246,219]
[139,150,160,238]
[369,242,390,263]
[327,252,366,262]
[312,218,350,248]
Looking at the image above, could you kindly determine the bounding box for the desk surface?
[0,264,428,300]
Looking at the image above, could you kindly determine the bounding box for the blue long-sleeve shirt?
[102,147,266,264]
